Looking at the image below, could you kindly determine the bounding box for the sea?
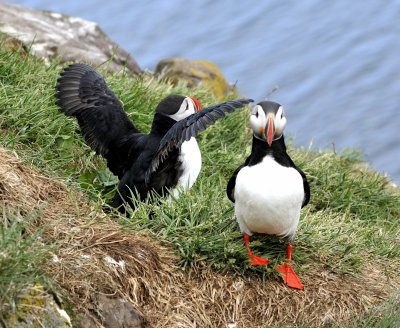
[6,0,400,184]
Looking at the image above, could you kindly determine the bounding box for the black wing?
[145,98,253,185]
[55,63,140,177]
[226,165,244,203]
[226,156,251,203]
[296,167,310,208]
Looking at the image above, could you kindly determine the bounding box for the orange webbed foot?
[243,233,269,266]
[250,255,269,266]
[276,243,304,290]
[276,263,304,290]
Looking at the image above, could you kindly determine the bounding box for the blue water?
[6,0,400,184]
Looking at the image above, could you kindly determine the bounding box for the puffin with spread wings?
[56,63,252,211]
[227,100,310,289]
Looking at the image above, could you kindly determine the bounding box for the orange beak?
[190,97,202,111]
[266,113,275,146]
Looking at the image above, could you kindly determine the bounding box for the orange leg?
[276,243,304,290]
[243,233,269,266]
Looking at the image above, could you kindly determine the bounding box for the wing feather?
[145,98,253,185]
[55,63,140,177]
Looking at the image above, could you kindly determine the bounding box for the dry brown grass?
[1,146,398,327]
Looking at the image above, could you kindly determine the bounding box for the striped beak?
[190,97,202,112]
[265,112,275,146]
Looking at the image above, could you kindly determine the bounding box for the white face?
[249,105,287,141]
[168,97,197,121]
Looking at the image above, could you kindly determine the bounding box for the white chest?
[234,155,304,239]
[175,137,202,194]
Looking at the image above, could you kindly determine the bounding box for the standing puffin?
[227,100,310,289]
[56,63,252,211]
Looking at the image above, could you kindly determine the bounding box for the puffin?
[226,100,310,289]
[56,63,252,211]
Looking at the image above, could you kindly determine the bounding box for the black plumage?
[56,63,252,211]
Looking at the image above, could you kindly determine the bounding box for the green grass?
[275,292,400,328]
[0,40,399,325]
[0,211,50,316]
[335,292,400,328]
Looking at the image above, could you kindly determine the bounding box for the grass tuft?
[0,211,49,313]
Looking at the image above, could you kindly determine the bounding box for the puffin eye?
[256,111,259,118]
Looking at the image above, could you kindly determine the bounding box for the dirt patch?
[0,147,398,327]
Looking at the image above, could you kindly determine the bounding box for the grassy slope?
[0,42,399,326]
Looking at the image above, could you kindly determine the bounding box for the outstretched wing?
[55,63,140,177]
[145,98,253,185]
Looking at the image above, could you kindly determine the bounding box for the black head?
[250,101,287,146]
[155,95,202,121]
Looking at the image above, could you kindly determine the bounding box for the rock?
[0,2,141,74]
[155,57,236,99]
[3,285,144,328]
[75,312,98,328]
[96,295,145,328]
[0,34,29,56]
[3,284,72,328]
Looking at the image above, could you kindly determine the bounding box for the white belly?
[172,137,202,197]
[234,155,304,240]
